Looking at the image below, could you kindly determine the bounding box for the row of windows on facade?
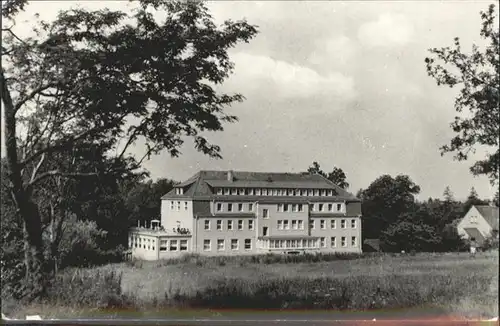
[205,236,358,251]
[215,188,337,197]
[204,238,253,251]
[204,218,357,231]
[277,218,357,230]
[215,203,344,213]
[129,237,189,252]
[168,201,344,213]
[260,236,358,249]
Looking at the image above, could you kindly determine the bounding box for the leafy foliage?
[425,4,499,184]
[306,161,350,189]
[1,0,258,299]
[359,174,420,240]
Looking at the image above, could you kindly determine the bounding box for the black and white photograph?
[1,0,499,325]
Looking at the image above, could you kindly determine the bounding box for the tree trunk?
[2,70,47,299]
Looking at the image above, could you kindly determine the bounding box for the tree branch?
[14,83,61,115]
[26,170,98,191]
[30,153,46,183]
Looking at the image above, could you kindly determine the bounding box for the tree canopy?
[425,4,499,184]
[306,161,350,189]
[1,0,258,298]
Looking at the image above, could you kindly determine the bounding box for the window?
[216,203,223,212]
[277,220,283,230]
[331,219,336,229]
[278,204,283,212]
[341,219,346,229]
[231,239,239,250]
[292,220,298,229]
[231,188,237,195]
[298,204,304,212]
[170,201,174,210]
[256,189,261,195]
[238,188,244,195]
[351,219,357,229]
[328,190,333,196]
[284,220,290,230]
[244,239,252,250]
[170,240,178,251]
[328,204,333,212]
[249,188,254,195]
[224,188,230,195]
[176,201,181,211]
[331,236,336,247]
[238,203,243,212]
[248,220,254,230]
[204,220,210,230]
[351,236,357,247]
[308,189,313,196]
[320,237,326,248]
[318,203,324,212]
[263,226,269,236]
[238,220,243,230]
[470,216,478,224]
[309,204,315,212]
[272,189,278,196]
[314,189,319,196]
[244,188,249,195]
[217,220,223,230]
[309,219,315,229]
[283,204,289,212]
[217,188,223,195]
[228,203,233,212]
[298,220,304,229]
[337,203,342,211]
[180,240,188,251]
[228,220,234,230]
[217,239,225,251]
[160,240,168,251]
[263,209,269,218]
[184,202,188,210]
[320,220,326,229]
[292,204,298,212]
[341,236,347,247]
[262,189,268,196]
[248,203,254,211]
[203,239,211,251]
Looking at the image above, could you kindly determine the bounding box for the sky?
[1,0,498,201]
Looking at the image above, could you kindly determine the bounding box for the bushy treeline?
[1,158,177,301]
[359,176,498,253]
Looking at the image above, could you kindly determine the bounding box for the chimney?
[227,170,234,182]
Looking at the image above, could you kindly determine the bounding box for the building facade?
[129,170,363,260]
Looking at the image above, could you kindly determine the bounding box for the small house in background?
[362,239,381,252]
[457,204,499,247]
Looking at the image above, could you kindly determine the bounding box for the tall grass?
[6,251,498,319]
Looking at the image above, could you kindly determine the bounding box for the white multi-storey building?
[129,170,362,260]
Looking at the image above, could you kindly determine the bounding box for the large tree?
[425,4,499,184]
[1,0,257,298]
[306,161,350,189]
[360,175,421,240]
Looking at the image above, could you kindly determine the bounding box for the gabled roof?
[161,170,360,201]
[474,205,499,230]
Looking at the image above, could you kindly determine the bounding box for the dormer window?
[224,188,230,195]
[238,188,244,195]
[327,190,333,196]
[176,188,184,195]
[308,189,313,196]
[249,188,254,195]
[321,190,326,196]
[217,188,223,195]
[231,188,237,195]
[314,189,319,196]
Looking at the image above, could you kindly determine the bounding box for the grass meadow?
[3,251,498,320]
